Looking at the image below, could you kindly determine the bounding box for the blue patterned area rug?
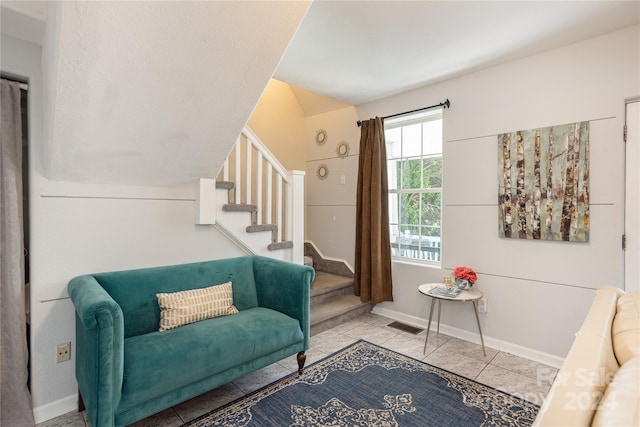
[183,340,539,427]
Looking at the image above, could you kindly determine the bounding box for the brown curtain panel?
[354,117,393,303]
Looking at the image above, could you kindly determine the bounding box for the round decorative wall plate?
[336,141,350,158]
[315,129,327,145]
[317,164,329,180]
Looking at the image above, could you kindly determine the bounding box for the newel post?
[288,170,305,264]
[195,178,216,225]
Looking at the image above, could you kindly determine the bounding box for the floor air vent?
[387,321,423,335]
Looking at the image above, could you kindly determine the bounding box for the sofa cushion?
[118,307,304,410]
[157,281,239,331]
[592,356,640,427]
[94,257,259,338]
[613,292,640,365]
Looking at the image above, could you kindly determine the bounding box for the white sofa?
[533,286,640,426]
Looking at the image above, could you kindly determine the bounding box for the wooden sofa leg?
[78,390,85,412]
[297,351,306,375]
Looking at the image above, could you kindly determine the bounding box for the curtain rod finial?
[444,99,450,109]
[357,120,362,127]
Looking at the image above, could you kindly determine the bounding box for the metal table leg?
[423,298,437,353]
[436,300,442,335]
[472,300,486,357]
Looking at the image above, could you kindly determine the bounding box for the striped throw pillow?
[157,281,239,331]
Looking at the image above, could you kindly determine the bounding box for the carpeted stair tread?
[246,224,278,233]
[311,271,353,296]
[268,241,293,251]
[222,203,257,212]
[215,178,294,255]
[309,269,364,335]
[311,295,368,325]
[216,181,235,190]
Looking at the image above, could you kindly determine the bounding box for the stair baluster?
[215,126,304,263]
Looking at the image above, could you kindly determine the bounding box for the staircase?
[216,180,293,252]
[306,242,372,335]
[211,126,304,263]
[212,127,370,333]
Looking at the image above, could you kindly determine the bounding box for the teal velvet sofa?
[68,255,314,427]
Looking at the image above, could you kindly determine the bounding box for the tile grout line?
[473,351,501,380]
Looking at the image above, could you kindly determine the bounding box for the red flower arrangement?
[453,266,477,285]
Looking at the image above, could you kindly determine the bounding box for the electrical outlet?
[56,342,71,363]
[477,298,488,314]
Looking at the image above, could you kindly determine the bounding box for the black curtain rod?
[357,98,450,127]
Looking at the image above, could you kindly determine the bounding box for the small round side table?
[418,283,486,356]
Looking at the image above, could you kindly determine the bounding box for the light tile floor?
[37,313,558,427]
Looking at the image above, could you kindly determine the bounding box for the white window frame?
[386,109,443,264]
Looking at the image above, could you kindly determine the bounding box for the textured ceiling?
[276,1,640,105]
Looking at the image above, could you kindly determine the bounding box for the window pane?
[417,228,441,262]
[385,128,402,158]
[388,160,400,190]
[399,224,419,237]
[385,110,443,264]
[388,193,399,224]
[397,225,421,260]
[399,159,422,189]
[422,120,443,156]
[399,193,420,225]
[422,157,442,188]
[421,192,441,233]
[389,223,401,257]
[401,124,422,157]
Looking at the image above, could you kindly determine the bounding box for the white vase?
[455,278,470,290]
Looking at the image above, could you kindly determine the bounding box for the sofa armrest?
[68,275,125,427]
[252,256,315,348]
[533,286,622,427]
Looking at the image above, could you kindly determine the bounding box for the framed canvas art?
[498,121,589,242]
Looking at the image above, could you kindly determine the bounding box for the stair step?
[267,241,293,251]
[222,203,257,213]
[216,181,235,190]
[311,271,354,306]
[310,295,371,336]
[246,224,277,233]
[310,271,370,336]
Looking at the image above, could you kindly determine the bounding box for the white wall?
[308,25,640,366]
[305,107,360,267]
[2,32,246,423]
[248,79,307,171]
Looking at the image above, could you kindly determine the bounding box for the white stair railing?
[217,126,305,263]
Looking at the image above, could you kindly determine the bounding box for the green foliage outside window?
[397,157,442,237]
[386,113,443,262]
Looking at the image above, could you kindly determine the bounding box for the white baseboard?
[371,306,564,369]
[33,393,77,424]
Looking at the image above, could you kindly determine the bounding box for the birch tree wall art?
[497,122,589,242]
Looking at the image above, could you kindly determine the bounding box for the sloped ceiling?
[7,1,639,186]
[41,1,310,186]
[276,1,640,105]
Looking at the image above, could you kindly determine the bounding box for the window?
[386,109,443,263]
